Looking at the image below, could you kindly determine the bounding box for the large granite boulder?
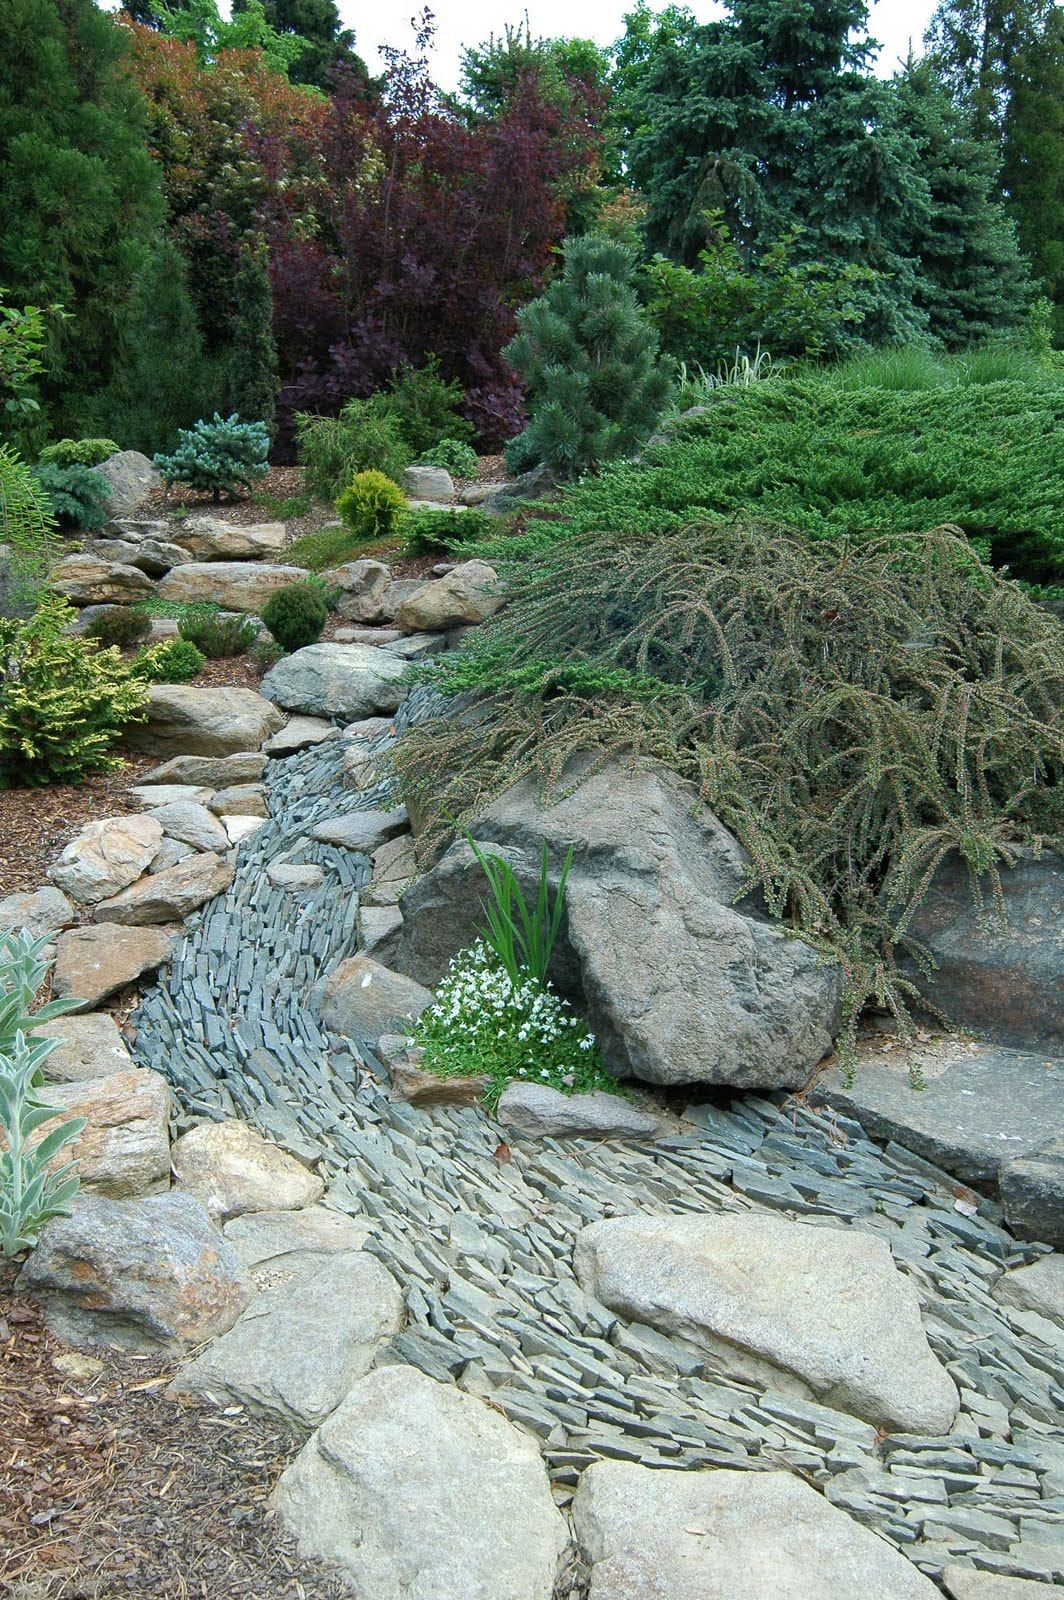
[572,1461,941,1600]
[394,560,503,632]
[573,1212,959,1434]
[79,535,192,576]
[53,923,176,1009]
[92,450,161,518]
[172,516,286,560]
[309,805,408,853]
[158,560,310,613]
[319,954,432,1046]
[321,558,392,623]
[36,1013,134,1082]
[905,849,1063,1047]
[222,1205,371,1275]
[49,814,163,905]
[49,555,154,606]
[395,759,842,1090]
[123,685,283,757]
[271,1366,567,1600]
[39,1070,171,1198]
[262,643,409,721]
[171,1119,323,1221]
[173,1251,403,1431]
[149,800,230,853]
[94,850,234,925]
[18,1191,249,1351]
[402,464,454,503]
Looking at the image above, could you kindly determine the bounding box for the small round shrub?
[335,469,407,542]
[133,637,205,683]
[83,606,152,648]
[416,438,478,478]
[39,438,120,468]
[178,609,259,658]
[260,581,328,653]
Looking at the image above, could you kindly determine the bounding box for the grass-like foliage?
[260,580,328,653]
[177,608,258,658]
[539,376,1064,588]
[1,931,85,1259]
[0,597,147,786]
[395,523,1064,1054]
[468,836,573,986]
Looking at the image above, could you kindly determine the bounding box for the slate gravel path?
[133,691,1064,1588]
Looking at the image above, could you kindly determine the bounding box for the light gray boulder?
[992,1253,1064,1324]
[573,1211,959,1435]
[310,804,408,853]
[149,800,230,853]
[497,1083,660,1141]
[394,560,503,632]
[266,862,325,891]
[172,516,286,560]
[173,1251,403,1431]
[141,752,267,787]
[319,953,432,1045]
[130,783,214,808]
[320,557,392,623]
[402,464,454,503]
[395,758,842,1090]
[170,1119,323,1221]
[357,903,403,962]
[223,1205,371,1275]
[92,450,161,518]
[261,642,409,721]
[35,1012,134,1082]
[148,838,196,873]
[271,1366,567,1600]
[0,884,76,939]
[18,1191,248,1351]
[79,535,192,576]
[210,784,268,818]
[572,1461,941,1600]
[49,814,164,905]
[94,850,234,925]
[158,560,309,613]
[123,685,283,758]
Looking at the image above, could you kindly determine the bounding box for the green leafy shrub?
[83,606,152,648]
[335,470,407,542]
[38,437,118,467]
[0,596,147,786]
[394,523,1064,1064]
[296,403,409,501]
[1,931,85,1258]
[504,235,673,477]
[411,941,613,1112]
[416,438,479,478]
[0,446,59,616]
[403,507,494,555]
[154,413,269,502]
[178,608,258,658]
[260,581,328,653]
[30,463,110,531]
[386,361,475,456]
[133,637,205,683]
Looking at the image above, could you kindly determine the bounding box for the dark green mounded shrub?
[260,581,328,653]
[386,362,474,457]
[38,438,119,468]
[0,597,147,785]
[335,470,407,542]
[154,414,269,502]
[394,522,1064,1063]
[403,507,495,556]
[416,438,479,479]
[177,609,258,659]
[544,375,1064,588]
[83,606,152,648]
[31,463,110,532]
[133,637,205,683]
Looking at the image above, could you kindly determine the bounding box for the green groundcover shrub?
[541,376,1064,588]
[394,522,1064,1063]
[134,637,205,682]
[403,507,494,556]
[177,608,258,658]
[0,597,147,785]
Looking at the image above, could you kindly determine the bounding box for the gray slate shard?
[1001,1138,1064,1248]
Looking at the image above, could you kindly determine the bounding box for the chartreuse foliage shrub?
[133,637,205,683]
[0,597,147,786]
[395,522,1064,1064]
[31,462,110,531]
[335,470,407,542]
[154,414,269,502]
[1,931,86,1258]
[260,581,328,653]
[503,235,672,477]
[39,438,118,468]
[520,376,1064,588]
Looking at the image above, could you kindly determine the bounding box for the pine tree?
[1001,7,1064,340]
[93,239,213,456]
[893,61,1031,344]
[227,239,278,439]
[503,236,672,477]
[0,0,164,436]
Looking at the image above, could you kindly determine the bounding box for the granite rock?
[49,815,164,905]
[261,643,409,721]
[92,451,161,518]
[53,923,176,1009]
[158,561,310,613]
[497,1084,660,1141]
[35,1013,134,1082]
[171,1119,324,1222]
[39,1069,171,1198]
[124,685,283,758]
[0,885,76,939]
[94,850,234,925]
[394,560,503,632]
[319,954,432,1046]
[172,517,286,561]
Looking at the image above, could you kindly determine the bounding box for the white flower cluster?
[415,942,596,1076]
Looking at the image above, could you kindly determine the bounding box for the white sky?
[346,1,940,91]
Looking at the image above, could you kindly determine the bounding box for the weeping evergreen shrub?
[393,522,1064,1058]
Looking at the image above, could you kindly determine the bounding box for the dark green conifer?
[228,239,278,441]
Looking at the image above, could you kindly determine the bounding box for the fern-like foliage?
[0,444,59,615]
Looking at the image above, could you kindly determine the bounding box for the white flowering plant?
[410,941,617,1111]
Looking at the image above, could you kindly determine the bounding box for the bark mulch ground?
[0,1268,349,1600]
[0,759,159,902]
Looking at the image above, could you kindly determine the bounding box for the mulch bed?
[0,759,160,902]
[0,1268,349,1600]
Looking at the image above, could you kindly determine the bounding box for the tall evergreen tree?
[0,0,164,436]
[232,0,366,89]
[923,0,1053,143]
[893,61,1030,343]
[1001,6,1064,339]
[228,238,279,437]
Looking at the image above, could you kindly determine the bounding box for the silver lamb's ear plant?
[0,929,86,1258]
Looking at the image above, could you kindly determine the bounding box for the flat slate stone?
[310,806,408,853]
[942,1567,1061,1599]
[816,1041,1063,1186]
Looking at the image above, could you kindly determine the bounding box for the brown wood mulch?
[0,1270,350,1600]
[0,759,159,903]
